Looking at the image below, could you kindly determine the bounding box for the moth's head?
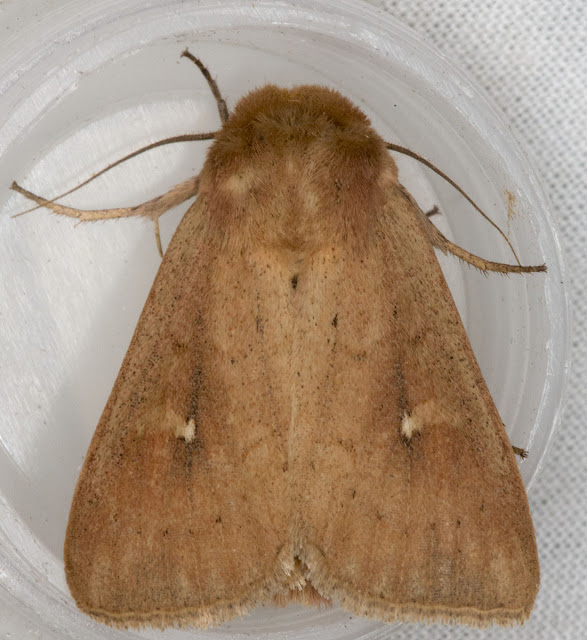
[208,85,388,168]
[201,85,395,249]
[228,84,371,135]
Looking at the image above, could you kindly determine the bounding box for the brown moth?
[13,51,544,629]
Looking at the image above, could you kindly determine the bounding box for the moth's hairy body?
[63,85,539,628]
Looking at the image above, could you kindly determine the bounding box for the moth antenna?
[422,209,546,274]
[181,49,229,124]
[11,175,199,226]
[11,133,214,218]
[387,142,522,266]
[154,219,164,258]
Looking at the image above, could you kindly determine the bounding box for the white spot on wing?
[183,418,196,443]
[400,400,448,441]
[401,412,422,440]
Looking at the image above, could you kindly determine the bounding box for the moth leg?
[11,176,199,257]
[422,211,546,274]
[181,49,229,124]
[388,142,530,265]
[426,205,440,218]
[513,445,529,459]
[11,176,199,223]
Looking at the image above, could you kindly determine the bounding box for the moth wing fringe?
[301,545,531,628]
[79,549,300,630]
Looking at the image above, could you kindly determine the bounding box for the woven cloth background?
[367,2,585,639]
[1,1,584,638]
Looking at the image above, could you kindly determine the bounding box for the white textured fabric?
[367,2,586,639]
[1,1,584,638]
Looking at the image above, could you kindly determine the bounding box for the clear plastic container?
[0,1,570,638]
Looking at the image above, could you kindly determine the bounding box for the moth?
[13,50,544,629]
